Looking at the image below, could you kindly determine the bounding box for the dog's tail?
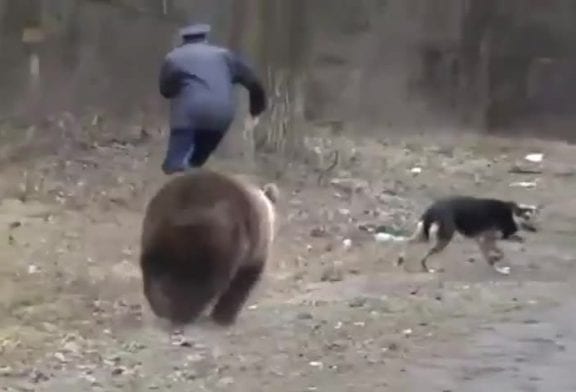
[396,219,430,267]
[408,220,429,242]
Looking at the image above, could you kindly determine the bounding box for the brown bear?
[139,169,278,327]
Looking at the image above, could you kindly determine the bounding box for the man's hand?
[244,116,260,132]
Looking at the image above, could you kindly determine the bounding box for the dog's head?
[512,203,540,232]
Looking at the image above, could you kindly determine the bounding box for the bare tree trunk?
[5,0,44,125]
[253,0,309,159]
[218,0,259,161]
[458,0,498,128]
[227,0,249,52]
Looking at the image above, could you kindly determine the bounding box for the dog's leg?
[489,233,505,259]
[475,232,499,262]
[419,240,450,273]
[492,244,504,259]
[475,232,510,275]
[397,221,425,268]
[419,223,451,273]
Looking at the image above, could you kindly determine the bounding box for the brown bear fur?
[139,169,277,327]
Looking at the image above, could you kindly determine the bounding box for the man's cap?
[179,24,211,39]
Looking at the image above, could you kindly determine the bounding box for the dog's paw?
[425,267,446,274]
[493,264,511,275]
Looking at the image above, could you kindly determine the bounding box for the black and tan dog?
[397,196,539,275]
[140,169,278,327]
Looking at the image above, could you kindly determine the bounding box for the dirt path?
[395,284,576,392]
[1,133,576,391]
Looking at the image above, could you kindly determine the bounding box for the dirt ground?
[1,131,576,391]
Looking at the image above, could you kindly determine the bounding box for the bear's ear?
[262,183,279,204]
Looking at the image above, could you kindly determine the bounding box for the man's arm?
[226,52,267,116]
[159,57,181,99]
